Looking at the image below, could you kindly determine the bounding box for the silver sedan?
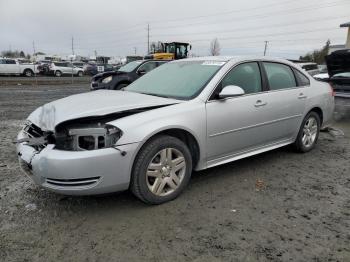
[16,56,334,204]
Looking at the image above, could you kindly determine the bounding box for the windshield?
[118,61,142,72]
[125,60,225,100]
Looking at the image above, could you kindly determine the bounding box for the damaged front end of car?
[15,112,143,195]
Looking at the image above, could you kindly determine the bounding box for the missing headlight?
[55,124,122,151]
[78,136,95,150]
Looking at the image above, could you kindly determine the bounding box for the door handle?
[254,100,267,107]
[298,93,307,99]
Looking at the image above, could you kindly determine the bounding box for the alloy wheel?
[302,116,318,148]
[146,148,186,196]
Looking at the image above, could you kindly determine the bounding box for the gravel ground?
[0,84,349,262]
[0,76,91,86]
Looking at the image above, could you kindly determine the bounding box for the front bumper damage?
[16,130,139,195]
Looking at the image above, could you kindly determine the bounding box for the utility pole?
[134,47,137,55]
[32,41,38,87]
[263,41,269,56]
[147,23,150,54]
[71,36,75,55]
[71,37,74,84]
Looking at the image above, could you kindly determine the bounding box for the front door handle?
[254,100,267,107]
[298,93,307,99]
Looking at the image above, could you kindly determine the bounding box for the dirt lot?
[0,76,90,86]
[0,83,349,262]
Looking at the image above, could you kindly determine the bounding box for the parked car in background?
[72,61,85,69]
[49,62,84,77]
[313,73,330,81]
[91,60,169,90]
[16,56,334,204]
[297,62,320,76]
[84,63,114,76]
[326,49,350,96]
[37,60,52,74]
[0,58,39,76]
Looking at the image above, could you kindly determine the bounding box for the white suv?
[49,62,84,77]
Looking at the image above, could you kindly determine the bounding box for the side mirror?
[218,85,245,99]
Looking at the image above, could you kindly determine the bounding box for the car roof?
[173,56,300,66]
[297,62,318,66]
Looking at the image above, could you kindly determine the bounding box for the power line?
[66,14,347,48]
[151,0,348,30]
[151,14,349,39]
[73,26,342,50]
[36,1,348,48]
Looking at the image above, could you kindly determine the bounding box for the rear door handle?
[254,100,267,107]
[298,93,307,99]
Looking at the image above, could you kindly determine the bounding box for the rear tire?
[77,71,83,77]
[24,69,33,77]
[55,70,62,77]
[130,135,192,204]
[294,111,320,153]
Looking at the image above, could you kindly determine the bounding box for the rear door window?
[263,62,297,90]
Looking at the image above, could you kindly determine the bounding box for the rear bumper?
[16,130,139,195]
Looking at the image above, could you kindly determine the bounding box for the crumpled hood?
[28,90,180,131]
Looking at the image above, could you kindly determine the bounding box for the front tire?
[55,70,62,77]
[130,135,192,204]
[24,69,33,77]
[294,111,320,153]
[77,71,83,77]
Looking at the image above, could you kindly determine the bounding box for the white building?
[340,22,350,49]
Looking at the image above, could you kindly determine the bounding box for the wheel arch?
[307,107,323,125]
[114,80,131,90]
[23,68,34,74]
[132,127,201,171]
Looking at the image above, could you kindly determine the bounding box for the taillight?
[329,83,335,97]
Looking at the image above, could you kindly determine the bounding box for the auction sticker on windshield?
[202,61,226,66]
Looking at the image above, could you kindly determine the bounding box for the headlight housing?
[102,76,113,84]
[55,124,122,151]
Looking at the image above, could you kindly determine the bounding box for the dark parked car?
[85,63,114,76]
[91,60,169,90]
[326,49,350,95]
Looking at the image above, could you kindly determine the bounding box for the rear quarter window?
[293,69,310,86]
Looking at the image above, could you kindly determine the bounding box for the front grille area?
[45,177,100,188]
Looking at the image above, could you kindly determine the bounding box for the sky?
[0,0,349,59]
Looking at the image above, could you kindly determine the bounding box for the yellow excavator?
[145,42,192,60]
